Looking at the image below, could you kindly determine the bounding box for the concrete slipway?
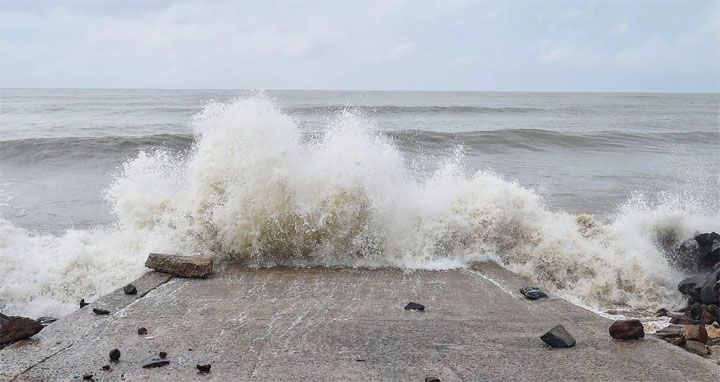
[1,262,718,381]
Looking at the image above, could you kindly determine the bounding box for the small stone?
[145,253,213,278]
[123,284,137,295]
[137,327,148,335]
[541,325,576,348]
[101,365,111,371]
[609,319,645,340]
[109,348,121,361]
[93,308,110,315]
[35,317,57,326]
[425,378,441,382]
[684,340,710,356]
[0,317,44,343]
[80,299,89,308]
[159,351,167,359]
[404,302,425,311]
[684,325,709,344]
[142,359,170,368]
[82,374,94,381]
[656,308,669,317]
[520,286,549,300]
[197,364,211,372]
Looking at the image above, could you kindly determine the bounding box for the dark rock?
[609,319,645,340]
[197,364,211,372]
[699,269,720,305]
[101,365,111,371]
[123,284,137,295]
[700,311,717,325]
[655,308,669,317]
[0,317,44,343]
[159,351,167,359]
[714,261,720,270]
[82,374,94,381]
[0,312,9,325]
[540,325,576,348]
[80,299,89,308]
[142,359,170,368]
[679,275,706,302]
[404,302,425,311]
[35,317,57,326]
[672,335,686,347]
[684,325,709,345]
[425,378,441,382]
[690,303,704,320]
[109,348,121,361]
[137,327,148,335]
[520,286,549,300]
[684,340,710,356]
[707,304,719,316]
[93,308,110,315]
[695,232,720,248]
[145,253,213,278]
[653,324,685,342]
[670,315,697,325]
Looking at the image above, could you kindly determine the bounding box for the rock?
[684,325,709,345]
[700,311,717,325]
[699,269,720,305]
[653,324,685,342]
[679,275,706,302]
[540,325,576,348]
[109,349,121,361]
[138,327,148,335]
[101,365,111,371]
[404,302,425,311]
[708,304,720,316]
[80,299,90,308]
[123,284,137,295]
[670,315,697,325]
[82,374,94,381]
[93,308,110,315]
[35,317,57,326]
[684,340,710,356]
[520,286,549,300]
[159,351,167,359]
[690,303,704,320]
[145,253,213,277]
[695,232,720,248]
[714,261,720,271]
[197,364,212,372]
[142,359,170,368]
[425,378,440,382]
[0,317,44,343]
[0,312,9,325]
[656,308,669,317]
[609,319,645,340]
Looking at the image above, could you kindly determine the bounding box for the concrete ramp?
[1,262,718,381]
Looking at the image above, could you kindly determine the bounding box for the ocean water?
[0,89,718,318]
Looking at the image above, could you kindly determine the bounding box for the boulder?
[609,319,644,340]
[541,325,576,348]
[678,275,706,302]
[674,233,720,271]
[699,269,720,305]
[684,340,710,356]
[0,312,9,325]
[653,324,685,342]
[520,286,549,300]
[0,317,44,343]
[684,325,709,345]
[145,253,213,278]
[670,315,697,325]
[695,232,720,248]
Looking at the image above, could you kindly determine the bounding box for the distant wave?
[285,105,544,115]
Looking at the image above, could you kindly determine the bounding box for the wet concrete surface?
[1,262,718,381]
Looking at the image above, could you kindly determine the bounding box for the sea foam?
[1,96,718,317]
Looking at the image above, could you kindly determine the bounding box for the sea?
[1,89,718,318]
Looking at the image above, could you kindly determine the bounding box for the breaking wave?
[1,96,718,317]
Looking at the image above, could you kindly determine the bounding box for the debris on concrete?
[123,284,138,295]
[137,327,148,335]
[109,349,121,361]
[92,308,110,315]
[145,253,213,277]
[541,325,576,348]
[142,359,170,368]
[197,364,211,372]
[80,299,90,308]
[159,351,167,359]
[520,286,548,300]
[404,302,425,311]
[0,317,44,343]
[101,365,111,371]
[609,319,644,340]
[425,377,440,382]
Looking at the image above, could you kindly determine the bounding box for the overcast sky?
[1,0,718,92]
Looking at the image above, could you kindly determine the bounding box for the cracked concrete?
[1,262,718,381]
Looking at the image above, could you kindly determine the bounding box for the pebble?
[109,349,121,361]
[520,286,549,300]
[197,364,212,372]
[425,377,441,382]
[541,325,576,348]
[93,308,110,315]
[123,284,138,295]
[142,359,170,368]
[80,299,89,308]
[159,351,167,359]
[137,327,148,335]
[101,365,111,371]
[404,302,425,311]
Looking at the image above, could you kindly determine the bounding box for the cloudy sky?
[1,0,718,92]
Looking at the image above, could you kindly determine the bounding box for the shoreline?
[2,262,718,381]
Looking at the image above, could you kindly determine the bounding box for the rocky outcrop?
[145,253,213,278]
[678,270,720,305]
[609,320,644,340]
[674,232,720,272]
